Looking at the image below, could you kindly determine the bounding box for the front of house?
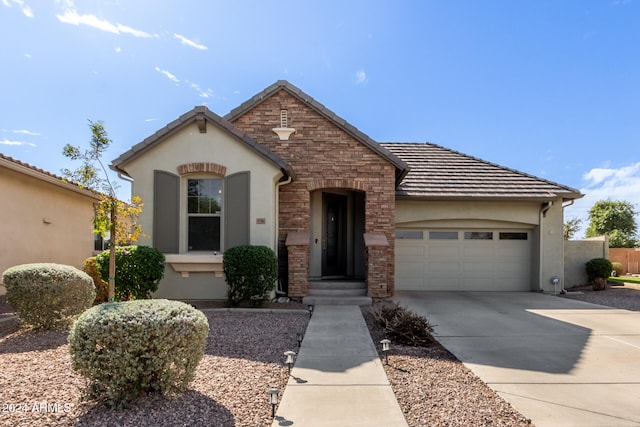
[111,81,581,301]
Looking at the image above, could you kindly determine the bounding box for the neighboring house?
[0,154,100,291]
[111,80,582,301]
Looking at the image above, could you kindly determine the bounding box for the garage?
[395,229,532,291]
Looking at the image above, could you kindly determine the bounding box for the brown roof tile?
[381,142,582,201]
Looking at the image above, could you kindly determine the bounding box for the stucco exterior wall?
[0,165,97,290]
[564,236,609,289]
[120,120,283,300]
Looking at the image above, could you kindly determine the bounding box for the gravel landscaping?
[0,281,638,426]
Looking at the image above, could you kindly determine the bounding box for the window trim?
[182,174,224,254]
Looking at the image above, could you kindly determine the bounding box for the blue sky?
[2,0,639,238]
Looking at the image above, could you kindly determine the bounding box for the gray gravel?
[0,283,638,426]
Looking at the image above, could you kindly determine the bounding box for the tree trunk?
[108,201,117,302]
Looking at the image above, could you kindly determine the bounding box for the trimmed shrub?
[68,299,209,408]
[95,245,165,301]
[83,257,108,304]
[586,258,613,291]
[372,302,436,347]
[2,263,95,329]
[611,262,624,277]
[223,245,278,307]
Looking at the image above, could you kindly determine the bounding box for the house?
[0,154,101,291]
[111,81,582,302]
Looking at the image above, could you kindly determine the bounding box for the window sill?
[165,254,224,278]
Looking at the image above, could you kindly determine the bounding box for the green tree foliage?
[62,120,145,301]
[223,245,278,307]
[563,217,582,240]
[585,200,639,248]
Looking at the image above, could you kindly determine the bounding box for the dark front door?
[322,194,347,277]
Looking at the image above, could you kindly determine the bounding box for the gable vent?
[272,109,295,141]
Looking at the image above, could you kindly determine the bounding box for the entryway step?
[308,281,367,291]
[302,295,372,306]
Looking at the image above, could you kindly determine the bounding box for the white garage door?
[395,230,532,291]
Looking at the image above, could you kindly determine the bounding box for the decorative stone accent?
[230,89,397,297]
[177,163,227,176]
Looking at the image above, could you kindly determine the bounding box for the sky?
[1,0,639,239]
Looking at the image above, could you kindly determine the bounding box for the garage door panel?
[396,228,532,291]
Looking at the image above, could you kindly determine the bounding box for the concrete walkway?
[272,305,408,427]
[394,291,640,427]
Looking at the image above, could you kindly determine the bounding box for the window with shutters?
[187,178,223,251]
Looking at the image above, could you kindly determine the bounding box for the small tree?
[62,120,144,302]
[586,200,639,248]
[564,217,582,240]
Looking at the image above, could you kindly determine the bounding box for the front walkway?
[272,305,408,426]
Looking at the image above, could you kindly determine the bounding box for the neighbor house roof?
[224,80,410,183]
[0,153,100,200]
[111,106,294,178]
[381,142,583,201]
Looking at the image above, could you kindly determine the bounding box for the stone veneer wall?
[230,89,397,298]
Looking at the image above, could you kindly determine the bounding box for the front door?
[322,194,347,276]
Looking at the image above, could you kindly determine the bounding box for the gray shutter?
[225,171,250,249]
[154,170,179,253]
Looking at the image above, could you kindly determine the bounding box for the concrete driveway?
[394,291,640,427]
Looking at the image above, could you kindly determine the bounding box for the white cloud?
[355,69,367,85]
[187,81,213,99]
[154,66,179,84]
[174,33,208,51]
[0,139,36,147]
[114,46,121,53]
[12,129,40,136]
[3,0,33,17]
[564,162,640,238]
[144,118,157,122]
[56,9,154,38]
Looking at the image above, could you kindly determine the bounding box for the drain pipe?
[275,171,292,296]
[538,202,553,292]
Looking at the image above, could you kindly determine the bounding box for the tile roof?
[381,142,582,201]
[0,153,100,199]
[111,106,294,178]
[225,80,410,183]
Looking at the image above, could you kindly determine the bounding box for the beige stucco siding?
[119,121,284,300]
[0,165,97,288]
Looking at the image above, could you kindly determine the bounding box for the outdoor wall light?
[296,333,304,348]
[284,350,296,375]
[308,305,313,316]
[268,387,280,418]
[380,339,391,365]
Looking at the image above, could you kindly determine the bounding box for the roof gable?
[111,106,293,177]
[381,142,582,201]
[225,80,409,183]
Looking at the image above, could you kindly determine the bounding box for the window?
[499,232,528,240]
[429,231,458,240]
[187,178,222,251]
[396,230,424,240]
[464,231,493,240]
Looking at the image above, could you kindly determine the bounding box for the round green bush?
[68,299,209,408]
[585,258,613,281]
[223,245,278,307]
[95,245,165,301]
[2,263,95,329]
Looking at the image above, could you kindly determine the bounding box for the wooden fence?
[609,248,640,275]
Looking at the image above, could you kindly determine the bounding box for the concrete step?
[307,288,367,297]
[303,295,372,306]
[307,281,367,291]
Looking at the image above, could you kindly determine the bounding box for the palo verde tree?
[62,120,144,301]
[585,200,639,248]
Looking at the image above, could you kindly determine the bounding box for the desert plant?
[372,302,436,347]
[611,262,624,277]
[68,299,209,408]
[83,257,108,304]
[2,263,95,329]
[95,245,165,301]
[223,245,278,307]
[585,258,613,291]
